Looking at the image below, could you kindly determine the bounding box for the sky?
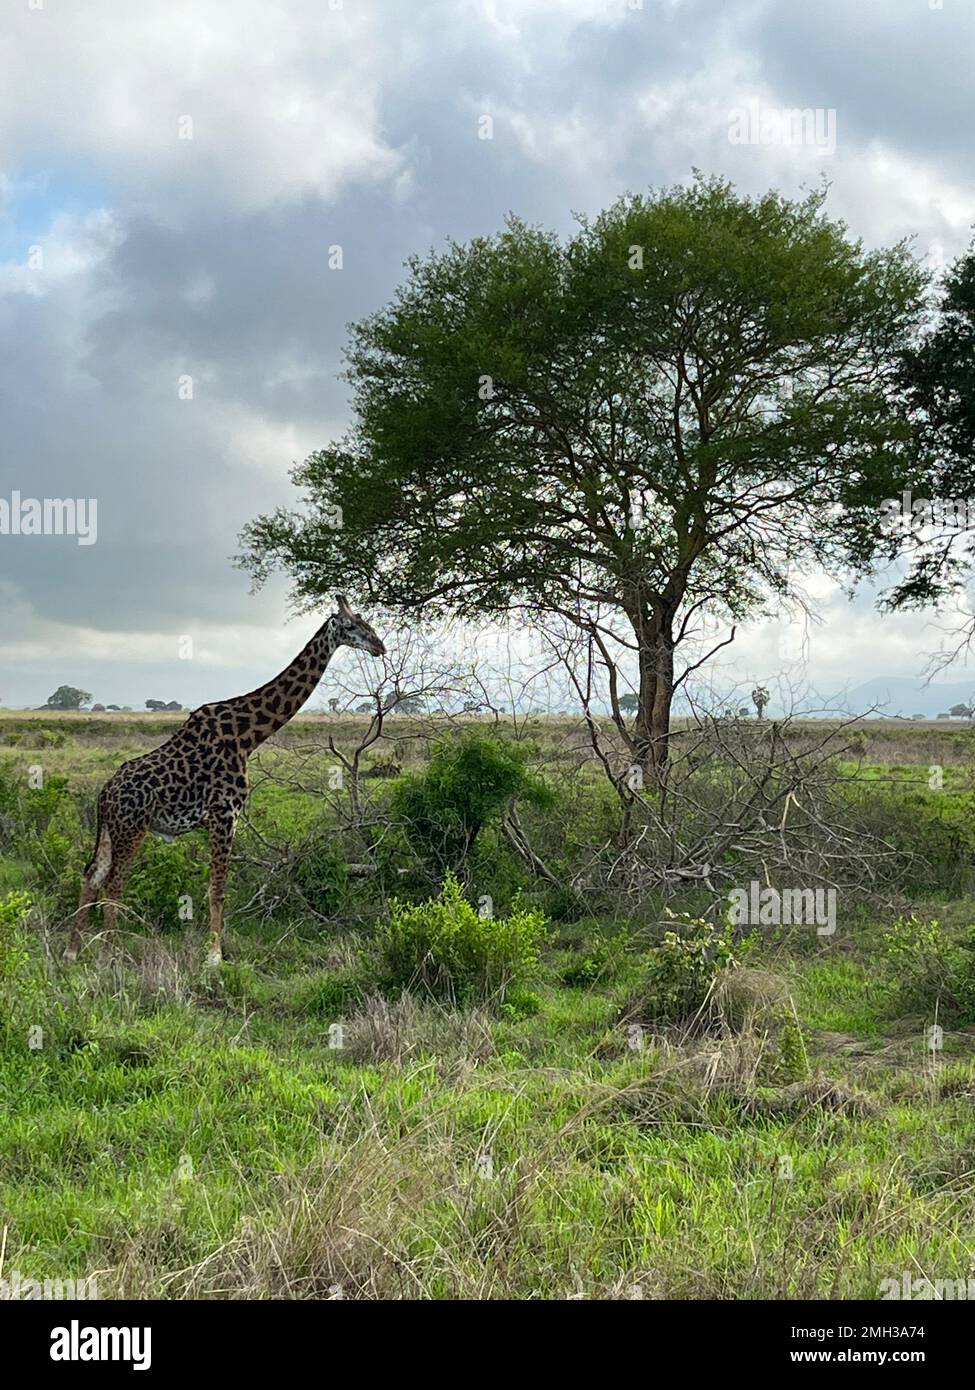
[1,0,974,715]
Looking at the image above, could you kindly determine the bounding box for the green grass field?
[2,712,975,1299]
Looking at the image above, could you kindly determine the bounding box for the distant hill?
[838,676,975,720]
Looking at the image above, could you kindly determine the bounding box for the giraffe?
[65,594,385,968]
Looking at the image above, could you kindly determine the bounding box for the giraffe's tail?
[83,798,104,874]
[84,799,112,887]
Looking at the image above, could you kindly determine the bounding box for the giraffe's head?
[333,593,386,657]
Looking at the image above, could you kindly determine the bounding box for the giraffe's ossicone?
[65,596,385,967]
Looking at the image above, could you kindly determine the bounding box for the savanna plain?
[2,708,974,1300]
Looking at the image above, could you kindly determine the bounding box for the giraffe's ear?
[336,592,353,616]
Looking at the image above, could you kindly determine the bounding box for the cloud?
[1,0,973,708]
[0,0,402,217]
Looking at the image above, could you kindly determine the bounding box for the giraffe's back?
[101,703,249,837]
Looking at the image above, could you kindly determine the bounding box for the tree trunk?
[632,622,675,775]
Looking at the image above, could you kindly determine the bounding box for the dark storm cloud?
[0,0,971,706]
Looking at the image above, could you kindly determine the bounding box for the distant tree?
[45,685,92,710]
[393,696,426,713]
[106,704,121,711]
[949,703,973,719]
[737,706,751,719]
[912,713,925,721]
[164,701,183,712]
[327,698,340,713]
[937,712,950,720]
[751,686,770,719]
[462,700,482,713]
[91,703,106,712]
[356,701,373,714]
[378,683,427,714]
[618,693,639,714]
[145,699,166,711]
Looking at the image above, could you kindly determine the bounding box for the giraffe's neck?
[229,616,340,754]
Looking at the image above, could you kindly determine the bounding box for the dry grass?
[340,991,495,1067]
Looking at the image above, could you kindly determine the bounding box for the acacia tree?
[850,242,975,644]
[239,178,924,771]
[45,686,92,710]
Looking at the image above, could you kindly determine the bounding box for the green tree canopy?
[45,686,92,710]
[239,177,925,769]
[857,241,975,619]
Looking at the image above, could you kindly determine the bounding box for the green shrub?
[125,835,209,933]
[285,828,346,917]
[844,784,975,896]
[557,777,624,865]
[287,967,366,1019]
[392,732,554,873]
[883,915,975,1026]
[26,819,83,918]
[629,912,748,1028]
[773,1013,811,1084]
[561,934,629,988]
[21,774,70,830]
[0,764,70,843]
[0,762,21,818]
[374,872,546,1004]
[539,882,588,923]
[0,890,32,983]
[499,986,543,1019]
[216,961,266,1005]
[229,817,353,925]
[0,890,50,1048]
[0,766,85,920]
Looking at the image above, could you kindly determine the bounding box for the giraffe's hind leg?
[99,829,147,960]
[65,824,113,961]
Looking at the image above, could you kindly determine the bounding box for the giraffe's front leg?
[204,809,238,969]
